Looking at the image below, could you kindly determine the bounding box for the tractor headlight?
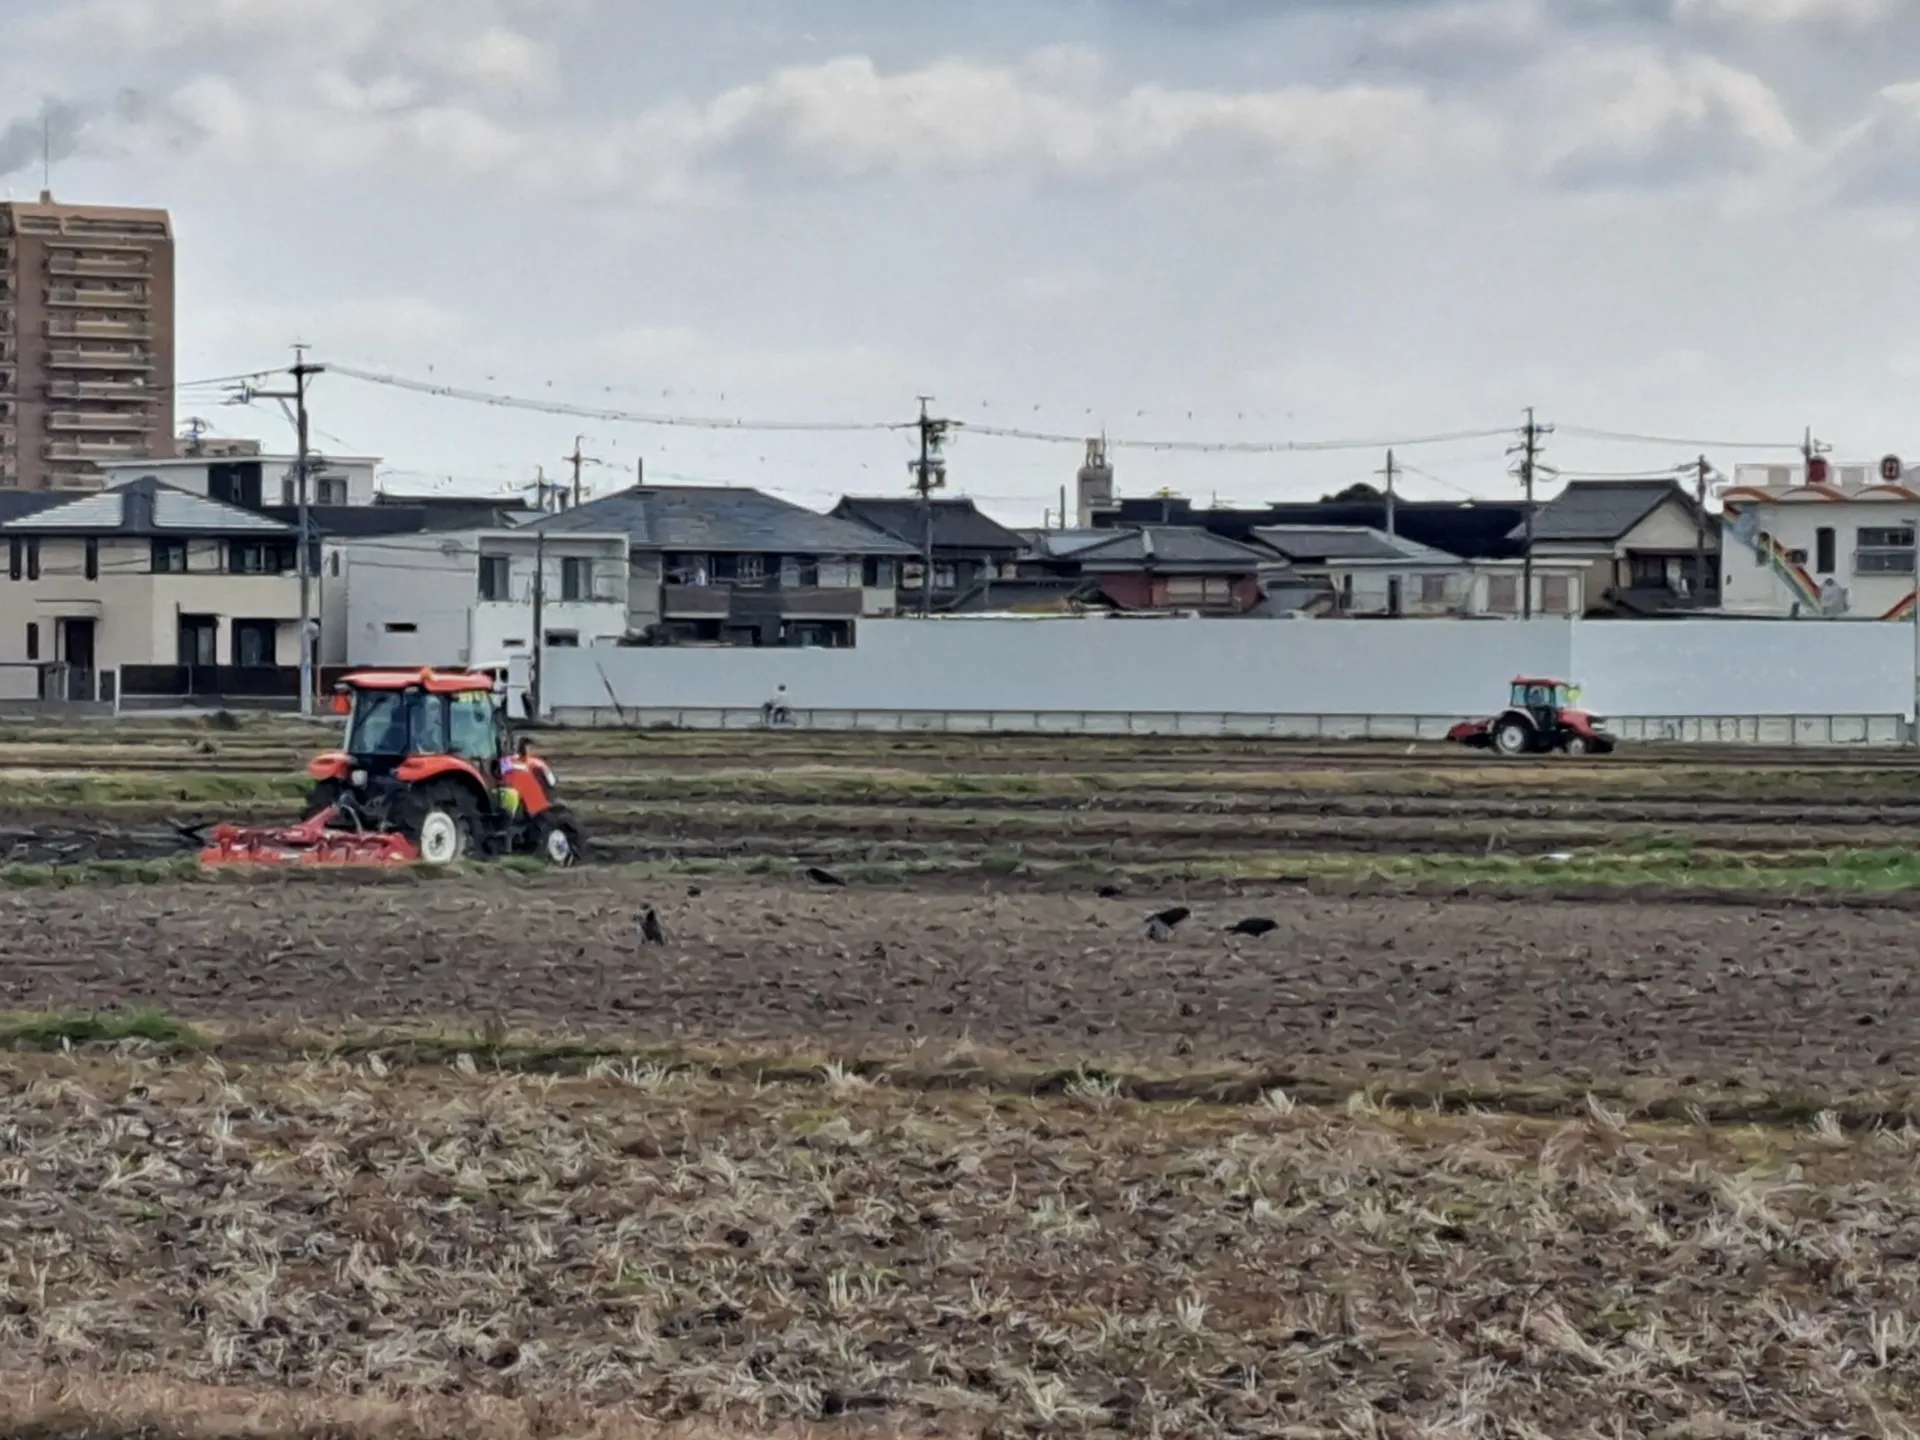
[350,768,368,789]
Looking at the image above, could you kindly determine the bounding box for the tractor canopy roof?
[1511,676,1568,687]
[340,668,498,694]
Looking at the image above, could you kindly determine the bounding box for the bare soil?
[1,875,1915,1107]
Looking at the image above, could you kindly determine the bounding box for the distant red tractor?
[1447,677,1616,757]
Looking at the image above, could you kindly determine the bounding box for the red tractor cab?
[1446,677,1616,757]
[200,668,583,867]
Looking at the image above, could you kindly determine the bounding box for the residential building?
[342,526,630,670]
[529,484,915,646]
[1252,525,1587,618]
[1520,480,1717,615]
[830,495,1027,611]
[0,195,176,492]
[1719,458,1920,619]
[1107,491,1531,564]
[0,476,301,701]
[1021,525,1274,614]
[100,450,380,509]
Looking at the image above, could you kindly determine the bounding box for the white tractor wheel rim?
[1567,737,1588,755]
[419,810,461,865]
[544,827,574,864]
[1498,727,1526,753]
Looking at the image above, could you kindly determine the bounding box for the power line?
[323,363,908,434]
[955,421,1513,454]
[1556,424,1800,451]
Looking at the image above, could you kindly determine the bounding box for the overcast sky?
[5,0,1919,519]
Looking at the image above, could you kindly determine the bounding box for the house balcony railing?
[46,378,148,401]
[46,347,151,370]
[45,285,150,308]
[46,255,149,278]
[662,584,732,618]
[46,318,150,340]
[47,410,150,433]
[44,437,144,460]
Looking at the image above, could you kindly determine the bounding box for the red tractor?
[200,668,584,867]
[1447,677,1616,757]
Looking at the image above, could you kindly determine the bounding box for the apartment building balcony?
[45,317,150,340]
[46,347,152,370]
[47,410,151,433]
[46,378,149,401]
[44,437,146,460]
[45,285,150,308]
[46,254,149,278]
[662,584,732,618]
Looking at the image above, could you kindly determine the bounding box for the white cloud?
[697,53,1496,178]
[1674,0,1895,28]
[1532,48,1799,186]
[1828,80,1920,206]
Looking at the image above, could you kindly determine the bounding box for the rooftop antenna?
[41,112,51,201]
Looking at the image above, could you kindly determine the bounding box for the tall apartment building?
[0,192,176,492]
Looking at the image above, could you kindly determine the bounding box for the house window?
[560,556,593,602]
[1754,531,1770,566]
[1815,527,1836,574]
[933,562,958,590]
[315,475,348,506]
[176,614,217,667]
[477,554,510,601]
[544,630,579,647]
[84,538,97,581]
[25,622,37,661]
[1419,573,1448,604]
[1541,575,1571,614]
[6,540,17,581]
[1487,574,1519,612]
[23,538,37,581]
[1164,576,1231,605]
[863,558,895,588]
[793,558,821,588]
[328,551,341,578]
[233,619,278,668]
[152,539,188,574]
[228,541,294,574]
[1857,527,1916,575]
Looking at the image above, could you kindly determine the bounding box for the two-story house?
[529,484,916,646]
[1719,458,1920,619]
[1520,479,1718,615]
[1019,526,1276,614]
[829,496,1027,612]
[341,524,630,671]
[0,476,303,701]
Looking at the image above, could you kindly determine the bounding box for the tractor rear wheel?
[405,783,481,866]
[1494,719,1533,756]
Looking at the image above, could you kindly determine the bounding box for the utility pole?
[530,521,547,722]
[234,348,325,715]
[564,435,602,509]
[1508,408,1553,620]
[1377,449,1398,539]
[1691,455,1712,609]
[909,396,949,617]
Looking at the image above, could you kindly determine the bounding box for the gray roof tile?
[2,477,294,537]
[1072,525,1273,569]
[832,496,1026,552]
[1520,480,1696,543]
[1251,524,1463,564]
[530,484,916,555]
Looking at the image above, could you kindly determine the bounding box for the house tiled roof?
[1519,480,1700,544]
[1071,525,1273,570]
[1,477,293,537]
[267,503,531,538]
[831,496,1027,552]
[1252,525,1461,565]
[530,485,916,555]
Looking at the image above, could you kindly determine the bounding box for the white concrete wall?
[541,615,1918,732]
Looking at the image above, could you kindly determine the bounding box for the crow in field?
[1143,905,1191,941]
[687,885,703,898]
[1097,884,1126,899]
[639,908,668,945]
[1227,917,1279,938]
[805,866,847,887]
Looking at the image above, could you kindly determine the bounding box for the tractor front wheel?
[1564,735,1590,756]
[534,808,583,868]
[1493,719,1533,756]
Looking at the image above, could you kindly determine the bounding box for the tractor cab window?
[348,688,447,757]
[448,691,498,765]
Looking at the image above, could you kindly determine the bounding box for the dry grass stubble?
[1,1049,1918,1437]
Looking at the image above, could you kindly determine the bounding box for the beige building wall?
[0,536,301,671]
